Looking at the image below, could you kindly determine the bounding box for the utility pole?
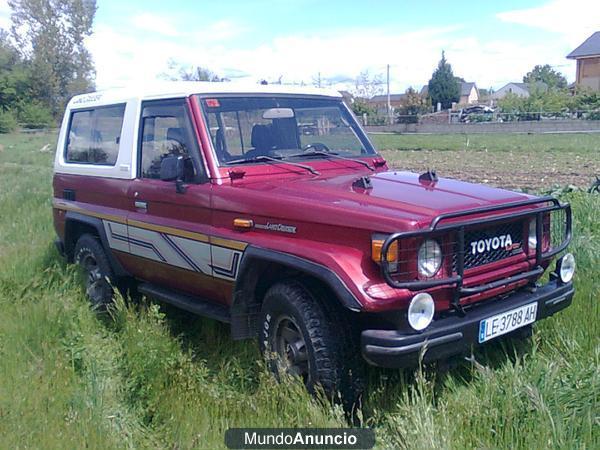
[313,72,322,88]
[386,64,391,125]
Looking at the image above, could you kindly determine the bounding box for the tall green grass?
[0,131,598,449]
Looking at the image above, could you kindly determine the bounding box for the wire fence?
[360,109,600,126]
[450,110,600,124]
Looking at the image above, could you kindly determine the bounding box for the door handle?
[134,200,148,211]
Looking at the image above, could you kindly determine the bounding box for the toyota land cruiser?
[53,82,575,405]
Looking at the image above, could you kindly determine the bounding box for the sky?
[0,0,599,94]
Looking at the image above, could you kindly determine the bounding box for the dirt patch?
[381,148,600,191]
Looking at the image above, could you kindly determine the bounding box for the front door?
[120,98,229,303]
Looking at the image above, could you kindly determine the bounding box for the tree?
[403,87,431,114]
[0,30,54,129]
[523,64,567,90]
[8,0,97,115]
[498,89,575,121]
[161,59,225,82]
[427,51,460,109]
[350,99,376,117]
[0,30,32,110]
[396,87,431,123]
[352,70,383,100]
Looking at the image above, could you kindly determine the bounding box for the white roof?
[68,81,342,109]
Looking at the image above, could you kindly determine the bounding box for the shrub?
[574,89,600,119]
[0,110,18,133]
[467,113,493,123]
[17,102,54,129]
[396,114,419,124]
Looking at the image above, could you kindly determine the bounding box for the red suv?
[53,82,575,405]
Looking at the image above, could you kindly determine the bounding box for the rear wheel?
[74,234,114,309]
[259,281,364,410]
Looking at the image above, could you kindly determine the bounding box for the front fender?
[229,245,365,340]
[236,246,363,311]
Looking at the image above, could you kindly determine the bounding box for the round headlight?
[418,239,442,278]
[528,219,537,251]
[558,253,575,283]
[408,293,435,331]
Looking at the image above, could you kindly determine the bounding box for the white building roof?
[68,81,342,109]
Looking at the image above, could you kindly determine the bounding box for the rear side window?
[65,104,126,165]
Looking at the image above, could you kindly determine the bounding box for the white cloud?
[89,24,467,91]
[0,0,11,31]
[131,13,180,37]
[497,0,600,46]
[194,20,248,42]
[89,2,594,94]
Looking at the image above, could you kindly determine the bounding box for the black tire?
[259,280,365,410]
[74,234,114,309]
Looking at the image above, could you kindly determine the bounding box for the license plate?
[478,302,537,343]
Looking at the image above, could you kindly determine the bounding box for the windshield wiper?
[287,150,375,171]
[226,155,320,176]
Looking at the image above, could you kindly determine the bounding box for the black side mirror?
[160,155,186,193]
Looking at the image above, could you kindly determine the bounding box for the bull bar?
[379,196,572,312]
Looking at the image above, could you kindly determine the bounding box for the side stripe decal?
[212,252,241,278]
[128,237,167,263]
[53,201,246,251]
[161,233,203,273]
[104,219,244,280]
[108,222,167,262]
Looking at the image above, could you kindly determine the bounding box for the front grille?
[455,221,524,270]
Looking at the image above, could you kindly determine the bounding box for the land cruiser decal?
[254,222,297,234]
[72,93,103,104]
[103,219,244,281]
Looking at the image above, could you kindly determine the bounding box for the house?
[567,31,600,91]
[420,82,479,105]
[459,82,479,105]
[367,93,407,114]
[491,82,548,100]
[491,82,532,99]
[368,94,407,108]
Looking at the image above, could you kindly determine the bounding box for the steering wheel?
[303,142,331,153]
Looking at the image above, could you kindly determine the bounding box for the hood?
[236,170,532,231]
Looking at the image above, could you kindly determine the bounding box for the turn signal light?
[371,238,398,263]
[233,218,254,229]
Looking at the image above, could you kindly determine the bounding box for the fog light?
[557,253,575,283]
[408,293,435,331]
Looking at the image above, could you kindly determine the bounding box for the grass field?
[372,133,600,191]
[0,131,598,449]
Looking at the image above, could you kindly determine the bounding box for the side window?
[139,100,202,181]
[65,104,125,165]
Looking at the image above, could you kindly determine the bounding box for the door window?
[139,99,205,181]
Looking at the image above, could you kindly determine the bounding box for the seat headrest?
[166,127,184,144]
[250,124,274,151]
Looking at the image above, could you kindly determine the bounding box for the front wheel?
[259,281,364,409]
[74,234,114,309]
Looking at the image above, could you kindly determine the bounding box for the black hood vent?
[352,176,373,190]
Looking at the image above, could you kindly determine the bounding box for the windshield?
[198,96,376,165]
